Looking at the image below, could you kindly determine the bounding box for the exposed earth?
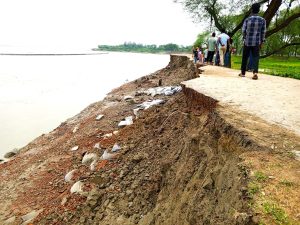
[0,55,299,225]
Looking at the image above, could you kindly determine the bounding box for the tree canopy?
[175,0,300,57]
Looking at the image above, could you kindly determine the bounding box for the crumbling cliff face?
[1,55,299,225]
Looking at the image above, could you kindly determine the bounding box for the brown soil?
[0,55,299,225]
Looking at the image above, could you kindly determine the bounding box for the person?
[239,3,266,80]
[203,47,208,63]
[217,29,230,66]
[224,38,233,67]
[247,51,254,71]
[198,48,203,64]
[207,32,217,65]
[192,46,199,64]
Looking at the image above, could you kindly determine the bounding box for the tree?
[175,0,300,58]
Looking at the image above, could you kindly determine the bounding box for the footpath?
[182,65,300,136]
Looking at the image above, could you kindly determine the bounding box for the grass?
[231,55,300,79]
[262,202,290,225]
[254,171,268,182]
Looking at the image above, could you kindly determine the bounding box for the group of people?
[192,3,266,80]
[192,30,232,67]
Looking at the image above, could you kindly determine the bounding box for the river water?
[0,49,169,158]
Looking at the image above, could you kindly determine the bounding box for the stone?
[96,114,104,121]
[71,146,79,151]
[70,181,84,194]
[4,151,16,158]
[64,169,77,183]
[21,209,43,224]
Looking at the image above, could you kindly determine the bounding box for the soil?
[0,55,299,225]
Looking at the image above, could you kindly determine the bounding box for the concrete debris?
[70,181,83,194]
[94,143,101,149]
[71,146,79,151]
[112,143,121,152]
[124,95,134,101]
[21,209,43,224]
[145,86,182,97]
[96,114,104,121]
[118,116,133,127]
[293,150,300,161]
[135,99,165,110]
[82,153,98,166]
[100,150,118,160]
[64,169,77,183]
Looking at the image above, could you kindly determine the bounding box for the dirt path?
[182,65,300,135]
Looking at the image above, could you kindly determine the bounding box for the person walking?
[192,46,199,64]
[217,29,230,66]
[239,3,266,80]
[207,32,217,65]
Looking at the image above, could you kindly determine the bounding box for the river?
[0,49,169,159]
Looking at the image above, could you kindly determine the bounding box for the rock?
[4,151,16,158]
[118,116,133,127]
[21,209,43,224]
[94,143,101,149]
[71,146,79,151]
[96,114,104,121]
[72,126,79,133]
[64,169,77,183]
[70,181,84,194]
[124,95,134,101]
[112,143,121,152]
[61,196,68,205]
[4,216,15,224]
[100,150,119,160]
[82,153,98,166]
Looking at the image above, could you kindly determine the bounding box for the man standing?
[207,32,217,65]
[217,29,230,66]
[239,3,266,80]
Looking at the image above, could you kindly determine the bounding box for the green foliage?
[95,42,191,54]
[254,171,268,182]
[262,202,290,225]
[248,182,260,196]
[194,31,210,48]
[279,179,294,187]
[231,55,300,79]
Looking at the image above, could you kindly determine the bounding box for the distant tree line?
[95,42,192,53]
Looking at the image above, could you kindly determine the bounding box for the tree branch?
[228,0,270,37]
[266,12,300,37]
[260,42,300,58]
[263,0,283,27]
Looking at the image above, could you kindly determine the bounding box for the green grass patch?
[262,202,290,224]
[254,171,268,182]
[279,179,294,187]
[231,55,300,79]
[248,182,261,196]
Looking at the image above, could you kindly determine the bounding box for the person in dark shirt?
[192,46,199,64]
[239,3,266,80]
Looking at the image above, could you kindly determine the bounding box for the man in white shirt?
[218,29,230,66]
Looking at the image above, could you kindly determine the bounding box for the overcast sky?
[0,0,204,49]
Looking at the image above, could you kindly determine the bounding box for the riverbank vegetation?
[94,42,191,54]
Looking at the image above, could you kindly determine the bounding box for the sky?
[0,0,204,49]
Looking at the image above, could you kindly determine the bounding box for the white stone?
[70,181,83,194]
[96,114,104,120]
[112,143,121,152]
[71,146,79,151]
[82,153,98,166]
[94,143,101,149]
[100,150,118,160]
[118,116,133,127]
[64,169,77,183]
[21,209,43,224]
[72,126,79,133]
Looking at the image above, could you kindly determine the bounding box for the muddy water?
[0,51,169,158]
